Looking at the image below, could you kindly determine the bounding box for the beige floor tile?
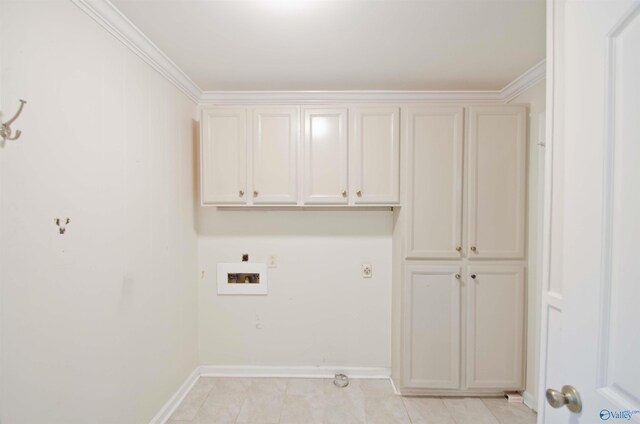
[170,378,216,421]
[402,397,455,424]
[323,384,366,424]
[481,398,537,424]
[286,378,326,397]
[443,398,500,424]
[365,396,411,424]
[359,379,396,397]
[280,394,326,424]
[190,379,251,424]
[236,378,287,424]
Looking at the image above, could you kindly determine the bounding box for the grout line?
[190,376,214,422]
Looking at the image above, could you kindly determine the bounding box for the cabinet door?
[467,106,526,259]
[252,108,299,204]
[405,107,464,259]
[403,265,461,389]
[201,108,247,204]
[350,107,400,204]
[303,108,348,204]
[466,265,524,390]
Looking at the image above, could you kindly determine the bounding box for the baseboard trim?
[522,390,538,412]
[148,367,200,424]
[199,365,391,379]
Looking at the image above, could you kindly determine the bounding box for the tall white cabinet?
[394,104,527,396]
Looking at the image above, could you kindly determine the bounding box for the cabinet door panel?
[467,106,526,259]
[466,265,525,389]
[405,107,464,259]
[303,108,348,204]
[351,107,400,204]
[201,108,247,204]
[403,265,461,389]
[252,108,299,204]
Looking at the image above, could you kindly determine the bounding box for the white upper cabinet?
[465,265,525,390]
[467,106,526,259]
[405,107,464,259]
[403,265,461,390]
[350,107,400,204]
[303,108,349,204]
[252,108,299,204]
[201,108,247,204]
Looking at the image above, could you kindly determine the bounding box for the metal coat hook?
[1,99,27,142]
[55,218,70,234]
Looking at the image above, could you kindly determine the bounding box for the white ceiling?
[112,0,545,91]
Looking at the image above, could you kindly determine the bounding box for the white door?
[201,108,247,204]
[303,108,348,204]
[403,265,461,390]
[466,265,524,390]
[350,107,400,204]
[539,1,640,423]
[252,107,299,204]
[404,107,464,259]
[467,106,526,259]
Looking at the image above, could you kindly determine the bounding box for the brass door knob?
[470,246,477,252]
[546,386,582,413]
[356,190,362,197]
[342,190,347,197]
[253,190,259,197]
[239,190,244,197]
[455,273,461,280]
[456,246,462,252]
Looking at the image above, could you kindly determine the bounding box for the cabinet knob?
[356,190,362,197]
[470,274,477,280]
[342,190,347,198]
[455,273,461,280]
[455,246,462,252]
[239,190,244,197]
[470,246,477,252]
[253,190,259,197]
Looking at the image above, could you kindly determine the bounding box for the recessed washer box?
[217,262,268,295]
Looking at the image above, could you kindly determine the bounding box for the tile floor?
[167,378,536,424]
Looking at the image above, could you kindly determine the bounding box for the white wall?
[197,209,393,369]
[510,80,546,408]
[0,2,198,423]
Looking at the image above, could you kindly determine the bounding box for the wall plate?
[217,262,268,295]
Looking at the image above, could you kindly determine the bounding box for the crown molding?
[198,90,505,104]
[74,0,545,105]
[199,61,546,104]
[499,60,547,102]
[71,0,201,103]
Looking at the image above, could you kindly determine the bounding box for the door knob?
[239,190,244,197]
[456,246,462,252]
[356,190,362,197]
[470,274,477,279]
[470,246,477,252]
[342,190,347,198]
[546,385,582,413]
[253,190,259,197]
[455,273,461,280]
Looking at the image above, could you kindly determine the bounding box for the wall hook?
[1,99,27,142]
[55,218,70,234]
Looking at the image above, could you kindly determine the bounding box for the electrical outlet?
[268,255,277,268]
[362,264,372,278]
